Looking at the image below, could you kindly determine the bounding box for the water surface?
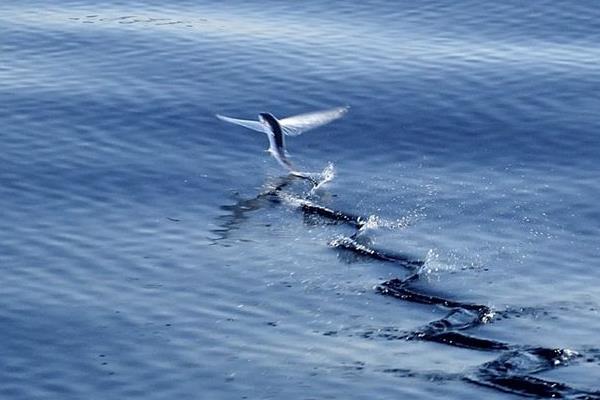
[1,1,599,398]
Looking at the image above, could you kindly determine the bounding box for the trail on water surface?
[213,167,600,399]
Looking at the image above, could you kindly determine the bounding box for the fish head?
[258,112,278,131]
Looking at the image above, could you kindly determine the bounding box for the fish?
[216,106,348,173]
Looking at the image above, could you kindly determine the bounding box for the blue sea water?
[1,1,599,399]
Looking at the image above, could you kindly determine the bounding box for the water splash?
[308,162,336,194]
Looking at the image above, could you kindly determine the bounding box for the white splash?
[421,249,456,276]
[309,162,336,194]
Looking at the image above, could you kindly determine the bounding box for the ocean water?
[1,1,600,399]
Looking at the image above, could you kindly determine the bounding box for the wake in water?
[214,169,600,399]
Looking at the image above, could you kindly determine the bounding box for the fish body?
[257,112,293,170]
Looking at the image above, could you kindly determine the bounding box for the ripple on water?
[1,0,599,399]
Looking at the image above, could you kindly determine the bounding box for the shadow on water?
[214,172,600,399]
[209,176,294,244]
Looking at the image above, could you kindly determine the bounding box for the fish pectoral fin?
[216,114,268,133]
[279,106,349,136]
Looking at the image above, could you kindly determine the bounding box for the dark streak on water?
[1,1,600,399]
[235,177,600,398]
